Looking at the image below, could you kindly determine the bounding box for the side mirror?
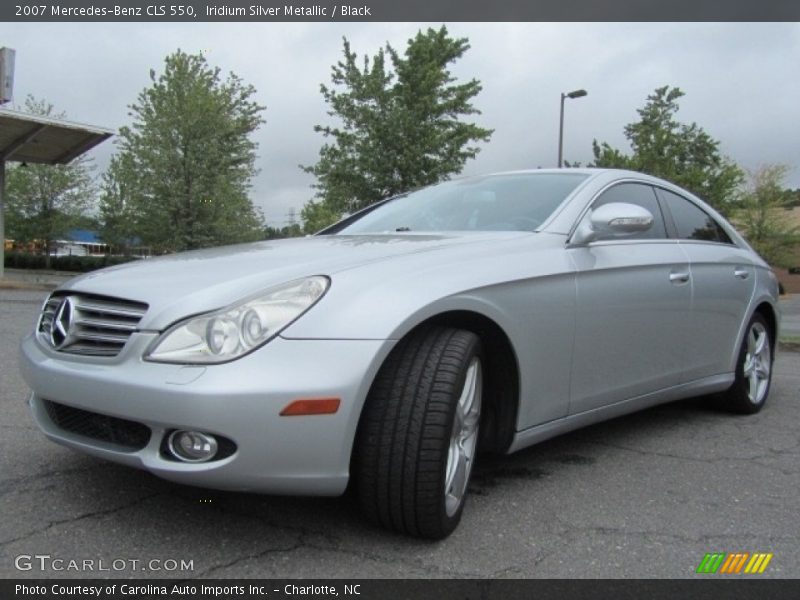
[571,202,654,245]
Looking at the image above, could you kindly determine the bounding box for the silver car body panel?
[507,373,734,453]
[21,332,396,494]
[678,241,757,380]
[567,239,693,414]
[19,168,781,494]
[58,232,530,332]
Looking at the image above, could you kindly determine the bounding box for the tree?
[302,27,493,231]
[592,86,743,214]
[263,207,302,240]
[5,96,96,267]
[101,50,266,253]
[300,199,343,234]
[263,223,302,240]
[98,154,138,254]
[732,165,800,268]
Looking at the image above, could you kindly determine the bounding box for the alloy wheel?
[743,321,771,405]
[444,357,482,517]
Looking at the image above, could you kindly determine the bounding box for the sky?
[1,22,799,226]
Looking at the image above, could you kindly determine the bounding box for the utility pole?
[0,47,15,280]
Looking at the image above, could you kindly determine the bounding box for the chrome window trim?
[566,178,668,245]
[653,185,738,247]
[566,177,744,249]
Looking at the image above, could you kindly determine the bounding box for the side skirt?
[507,373,734,454]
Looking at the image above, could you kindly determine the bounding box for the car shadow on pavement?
[467,395,733,495]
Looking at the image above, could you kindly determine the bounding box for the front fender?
[282,243,578,431]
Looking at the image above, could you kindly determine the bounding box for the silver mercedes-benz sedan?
[20,169,780,538]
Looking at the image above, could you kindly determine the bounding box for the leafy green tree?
[102,50,266,252]
[5,96,96,267]
[264,223,303,240]
[264,208,302,239]
[733,165,800,268]
[302,27,493,231]
[592,86,743,213]
[98,154,138,254]
[300,199,343,234]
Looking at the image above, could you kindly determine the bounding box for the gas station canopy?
[0,107,113,164]
[0,106,114,279]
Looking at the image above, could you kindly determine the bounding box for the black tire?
[719,313,773,414]
[355,326,483,539]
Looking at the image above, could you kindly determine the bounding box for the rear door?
[656,188,756,380]
[568,182,693,415]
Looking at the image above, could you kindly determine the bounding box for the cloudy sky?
[1,22,798,226]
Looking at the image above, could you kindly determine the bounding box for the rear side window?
[592,183,668,239]
[658,189,733,244]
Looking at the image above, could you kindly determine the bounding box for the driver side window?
[591,183,668,240]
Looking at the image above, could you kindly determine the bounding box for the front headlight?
[145,276,330,364]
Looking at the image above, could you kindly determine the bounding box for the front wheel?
[355,327,482,539]
[720,313,773,414]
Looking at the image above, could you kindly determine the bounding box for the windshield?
[328,173,588,234]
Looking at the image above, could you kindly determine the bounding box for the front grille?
[43,400,152,451]
[38,292,148,357]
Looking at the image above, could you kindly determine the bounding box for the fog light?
[167,430,218,463]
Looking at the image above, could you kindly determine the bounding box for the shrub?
[3,252,140,273]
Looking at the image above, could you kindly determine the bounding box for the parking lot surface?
[1,289,798,578]
[780,294,800,337]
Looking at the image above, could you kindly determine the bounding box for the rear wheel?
[720,313,773,414]
[355,327,482,539]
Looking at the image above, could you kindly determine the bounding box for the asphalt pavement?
[780,294,800,337]
[1,289,798,579]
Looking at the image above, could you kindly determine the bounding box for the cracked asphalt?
[1,289,798,579]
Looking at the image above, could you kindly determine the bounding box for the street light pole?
[0,156,5,280]
[557,89,587,168]
[558,93,566,169]
[0,47,14,280]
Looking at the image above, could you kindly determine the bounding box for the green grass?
[779,334,800,351]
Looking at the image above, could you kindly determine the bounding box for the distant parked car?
[20,169,780,538]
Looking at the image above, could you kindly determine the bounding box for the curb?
[0,279,57,292]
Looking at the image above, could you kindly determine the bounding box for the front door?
[568,182,693,415]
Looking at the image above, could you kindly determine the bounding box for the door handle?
[669,271,690,284]
[734,268,750,280]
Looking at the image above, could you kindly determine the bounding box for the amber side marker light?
[280,398,341,416]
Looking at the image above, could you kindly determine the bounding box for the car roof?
[456,168,654,182]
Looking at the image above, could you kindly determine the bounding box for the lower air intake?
[43,400,151,451]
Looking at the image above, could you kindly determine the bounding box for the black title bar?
[4,0,800,22]
[5,579,800,600]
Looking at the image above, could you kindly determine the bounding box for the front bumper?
[20,332,394,495]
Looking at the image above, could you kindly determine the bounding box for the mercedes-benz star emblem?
[50,297,76,349]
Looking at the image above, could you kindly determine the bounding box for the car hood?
[62,232,528,330]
